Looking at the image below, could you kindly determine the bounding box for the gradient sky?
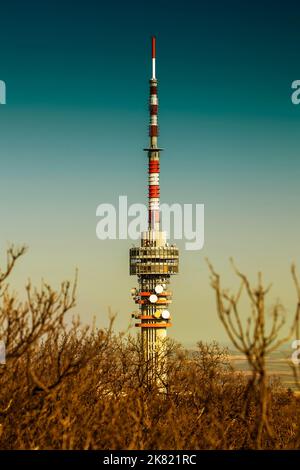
[0,0,300,346]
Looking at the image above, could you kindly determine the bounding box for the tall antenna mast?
[152,36,156,79]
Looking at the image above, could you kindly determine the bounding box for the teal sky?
[0,0,300,345]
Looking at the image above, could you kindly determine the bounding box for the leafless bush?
[0,246,300,449]
[207,259,300,448]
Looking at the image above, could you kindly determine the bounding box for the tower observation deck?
[129,37,179,387]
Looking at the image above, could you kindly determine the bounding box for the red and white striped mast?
[147,36,161,232]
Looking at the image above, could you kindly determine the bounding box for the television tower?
[129,37,179,387]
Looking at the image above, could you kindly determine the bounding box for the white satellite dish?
[149,294,158,303]
[155,284,164,294]
[161,310,170,320]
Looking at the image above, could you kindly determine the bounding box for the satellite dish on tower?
[155,284,164,294]
[161,310,170,320]
[149,294,158,303]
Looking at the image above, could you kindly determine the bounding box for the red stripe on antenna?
[152,36,156,59]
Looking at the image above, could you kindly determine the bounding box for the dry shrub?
[0,246,300,449]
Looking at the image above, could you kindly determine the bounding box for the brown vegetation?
[0,246,300,449]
